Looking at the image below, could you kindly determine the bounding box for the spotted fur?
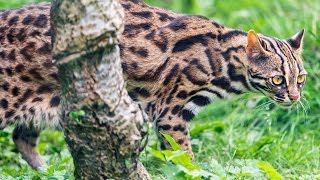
[0,0,306,168]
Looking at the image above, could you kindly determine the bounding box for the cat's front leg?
[155,110,194,158]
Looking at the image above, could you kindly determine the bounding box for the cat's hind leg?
[12,125,45,170]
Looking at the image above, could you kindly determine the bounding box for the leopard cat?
[0,0,306,169]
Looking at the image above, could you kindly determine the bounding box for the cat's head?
[246,29,306,106]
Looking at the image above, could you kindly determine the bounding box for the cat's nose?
[288,93,300,102]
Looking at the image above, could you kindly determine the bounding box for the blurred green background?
[0,0,319,179]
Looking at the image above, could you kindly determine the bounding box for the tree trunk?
[51,0,150,179]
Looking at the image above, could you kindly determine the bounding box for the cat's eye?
[297,75,306,84]
[272,76,284,85]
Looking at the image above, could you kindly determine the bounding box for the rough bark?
[51,0,150,179]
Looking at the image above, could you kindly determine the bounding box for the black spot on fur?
[32,97,43,102]
[171,105,181,115]
[42,61,54,68]
[133,58,170,81]
[11,86,20,96]
[1,11,10,21]
[122,3,131,10]
[50,96,60,107]
[7,28,16,44]
[166,85,179,104]
[21,105,27,111]
[13,102,20,108]
[131,11,152,18]
[156,12,175,22]
[124,23,151,35]
[50,73,59,81]
[145,29,155,40]
[38,42,51,54]
[133,87,150,97]
[5,110,15,118]
[182,67,207,86]
[8,16,19,26]
[29,107,35,115]
[15,64,25,73]
[154,36,168,52]
[128,46,149,57]
[1,82,10,91]
[0,26,6,33]
[17,28,26,41]
[158,108,169,120]
[173,124,185,132]
[7,49,16,61]
[130,0,141,4]
[212,21,223,28]
[163,64,179,85]
[177,139,184,145]
[5,67,13,76]
[17,9,25,14]
[20,75,32,82]
[180,109,194,121]
[33,14,48,28]
[30,30,41,37]
[20,42,36,61]
[37,84,53,94]
[29,68,44,80]
[22,14,35,25]
[18,89,33,103]
[44,28,52,36]
[159,124,171,131]
[177,91,188,99]
[0,99,8,109]
[0,51,6,59]
[168,20,187,31]
[189,95,211,106]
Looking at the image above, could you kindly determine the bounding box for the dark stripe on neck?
[172,33,216,53]
[221,45,245,61]
[205,48,223,76]
[217,30,247,42]
[211,77,242,94]
[227,64,250,90]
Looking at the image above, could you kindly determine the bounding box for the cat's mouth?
[271,98,296,108]
[277,102,293,108]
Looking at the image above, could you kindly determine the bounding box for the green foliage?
[68,110,86,123]
[1,0,320,179]
[257,161,282,180]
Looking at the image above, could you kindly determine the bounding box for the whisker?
[254,100,272,110]
[298,100,308,121]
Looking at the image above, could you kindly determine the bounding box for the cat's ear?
[286,29,304,53]
[246,30,267,57]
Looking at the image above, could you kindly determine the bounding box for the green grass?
[1,0,320,179]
